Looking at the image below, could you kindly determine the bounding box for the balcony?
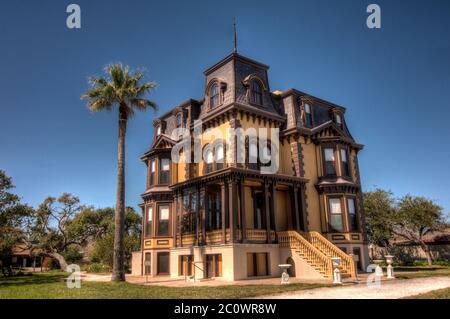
[176,228,276,246]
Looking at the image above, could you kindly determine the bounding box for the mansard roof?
[147,52,361,151]
[203,52,269,76]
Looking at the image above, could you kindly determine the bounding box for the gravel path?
[258,276,450,299]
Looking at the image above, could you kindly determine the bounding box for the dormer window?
[304,103,313,127]
[336,113,342,127]
[210,83,220,108]
[250,81,263,105]
[176,113,182,128]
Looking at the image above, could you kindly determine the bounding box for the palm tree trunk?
[112,107,127,281]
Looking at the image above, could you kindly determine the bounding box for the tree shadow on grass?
[0,272,67,287]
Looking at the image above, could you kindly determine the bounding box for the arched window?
[246,137,272,170]
[210,83,220,108]
[205,148,214,174]
[250,80,263,105]
[215,144,224,170]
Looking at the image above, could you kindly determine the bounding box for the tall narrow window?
[347,198,358,231]
[250,81,263,105]
[215,144,224,170]
[157,205,170,236]
[205,148,213,174]
[150,159,156,186]
[160,158,170,184]
[340,148,350,177]
[156,125,161,136]
[324,148,336,176]
[329,198,344,232]
[210,83,220,108]
[248,139,259,170]
[146,206,153,237]
[304,103,313,127]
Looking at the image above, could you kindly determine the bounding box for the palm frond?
[82,63,157,116]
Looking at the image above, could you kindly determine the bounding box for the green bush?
[82,263,111,273]
[413,260,429,267]
[433,259,450,266]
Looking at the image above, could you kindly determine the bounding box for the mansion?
[131,51,369,281]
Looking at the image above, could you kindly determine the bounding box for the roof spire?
[233,17,237,53]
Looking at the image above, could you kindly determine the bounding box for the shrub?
[433,259,450,267]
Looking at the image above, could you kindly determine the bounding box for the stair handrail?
[306,231,357,279]
[278,231,333,278]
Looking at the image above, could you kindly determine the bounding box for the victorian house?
[131,51,369,281]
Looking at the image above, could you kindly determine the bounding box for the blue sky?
[1,0,449,213]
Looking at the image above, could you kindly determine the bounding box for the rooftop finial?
[233,17,237,53]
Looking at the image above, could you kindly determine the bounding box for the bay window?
[324,148,336,176]
[160,158,170,184]
[329,198,344,232]
[157,205,170,236]
[149,159,156,186]
[340,148,350,177]
[145,206,153,237]
[347,198,358,231]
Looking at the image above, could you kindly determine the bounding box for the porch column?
[195,187,200,246]
[270,182,277,236]
[200,185,206,245]
[174,192,178,247]
[228,178,238,243]
[293,185,301,232]
[239,178,247,243]
[178,192,183,247]
[220,180,228,244]
[263,180,272,244]
[299,184,308,231]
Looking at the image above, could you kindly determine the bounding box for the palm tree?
[82,64,157,281]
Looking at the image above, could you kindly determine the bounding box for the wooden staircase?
[303,231,357,279]
[278,231,333,278]
[278,231,357,280]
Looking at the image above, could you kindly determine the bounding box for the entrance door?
[205,254,222,278]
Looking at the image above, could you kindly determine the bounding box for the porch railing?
[303,231,357,279]
[278,230,333,278]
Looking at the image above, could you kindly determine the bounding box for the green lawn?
[394,266,450,280]
[0,272,327,299]
[404,287,450,299]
